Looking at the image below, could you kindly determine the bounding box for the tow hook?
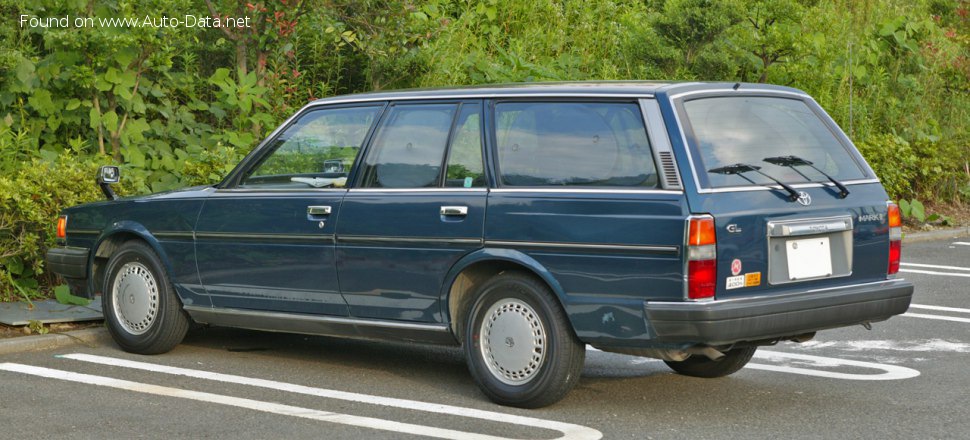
[861,322,873,330]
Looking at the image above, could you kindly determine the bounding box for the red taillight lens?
[687,216,717,300]
[888,240,901,275]
[688,259,717,300]
[887,202,901,276]
[56,215,67,240]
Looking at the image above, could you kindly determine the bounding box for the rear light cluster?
[56,215,67,240]
[687,215,717,300]
[887,203,902,276]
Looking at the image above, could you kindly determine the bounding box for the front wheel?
[663,346,757,378]
[103,240,189,354]
[464,272,585,408]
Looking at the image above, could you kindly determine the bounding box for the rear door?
[195,104,383,315]
[335,100,487,322]
[484,99,688,343]
[668,90,891,300]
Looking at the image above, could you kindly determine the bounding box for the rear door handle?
[307,205,332,216]
[440,206,468,216]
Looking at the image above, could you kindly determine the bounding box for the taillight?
[687,215,716,300]
[56,215,67,240]
[887,203,901,275]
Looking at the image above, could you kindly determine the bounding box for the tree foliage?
[0,0,968,299]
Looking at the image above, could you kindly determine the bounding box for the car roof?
[308,81,806,105]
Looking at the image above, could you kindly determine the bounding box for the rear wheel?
[464,272,585,408]
[103,240,189,354]
[663,346,757,378]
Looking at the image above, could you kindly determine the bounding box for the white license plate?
[786,237,833,280]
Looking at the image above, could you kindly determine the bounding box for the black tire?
[663,346,757,378]
[102,240,189,354]
[464,271,585,408]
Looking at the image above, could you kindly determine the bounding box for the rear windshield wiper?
[708,163,801,202]
[763,155,849,198]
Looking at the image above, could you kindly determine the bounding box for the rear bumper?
[643,279,913,346]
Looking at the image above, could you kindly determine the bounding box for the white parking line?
[909,304,970,314]
[952,242,970,246]
[901,313,970,324]
[900,262,970,271]
[0,363,510,440]
[898,268,970,278]
[748,351,920,380]
[58,354,602,440]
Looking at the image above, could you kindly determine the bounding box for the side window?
[444,104,485,188]
[242,106,381,188]
[495,102,659,187]
[359,103,458,188]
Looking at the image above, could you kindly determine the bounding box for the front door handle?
[307,205,332,216]
[440,206,468,216]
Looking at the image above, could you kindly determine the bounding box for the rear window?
[495,102,658,187]
[682,96,866,188]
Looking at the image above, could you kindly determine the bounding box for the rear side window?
[682,96,867,188]
[358,103,458,188]
[495,102,658,187]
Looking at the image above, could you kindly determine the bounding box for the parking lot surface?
[1,237,967,439]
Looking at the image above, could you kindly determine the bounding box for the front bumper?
[46,246,92,298]
[643,279,913,346]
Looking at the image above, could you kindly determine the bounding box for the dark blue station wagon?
[47,82,914,408]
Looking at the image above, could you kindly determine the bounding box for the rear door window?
[358,103,458,188]
[494,102,658,187]
[681,96,867,188]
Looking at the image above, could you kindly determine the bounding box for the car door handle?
[440,206,468,216]
[307,205,332,216]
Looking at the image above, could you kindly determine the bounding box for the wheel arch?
[88,222,174,298]
[441,248,570,344]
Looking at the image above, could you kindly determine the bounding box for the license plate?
[786,237,833,280]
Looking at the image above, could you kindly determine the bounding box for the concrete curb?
[903,226,970,243]
[0,327,110,355]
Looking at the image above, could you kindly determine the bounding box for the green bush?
[856,134,919,200]
[0,154,107,301]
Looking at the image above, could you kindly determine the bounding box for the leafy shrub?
[0,154,108,301]
[856,134,919,200]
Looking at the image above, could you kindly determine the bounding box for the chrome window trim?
[695,179,881,194]
[489,188,683,195]
[485,240,679,255]
[311,92,656,108]
[347,187,488,193]
[215,188,349,193]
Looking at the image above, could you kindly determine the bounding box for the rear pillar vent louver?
[658,151,682,190]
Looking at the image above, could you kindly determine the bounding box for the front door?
[335,101,487,322]
[195,104,384,315]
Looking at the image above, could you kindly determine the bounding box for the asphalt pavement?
[1,236,967,439]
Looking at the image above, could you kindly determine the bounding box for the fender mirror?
[97,165,120,200]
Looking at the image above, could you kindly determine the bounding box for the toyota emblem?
[797,191,812,206]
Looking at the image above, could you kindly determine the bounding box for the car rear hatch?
[672,91,895,300]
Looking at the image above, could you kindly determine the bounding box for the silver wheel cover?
[479,298,547,385]
[111,262,159,335]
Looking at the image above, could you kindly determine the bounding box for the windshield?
[682,96,866,188]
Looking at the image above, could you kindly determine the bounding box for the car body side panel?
[63,190,211,307]
[483,191,687,345]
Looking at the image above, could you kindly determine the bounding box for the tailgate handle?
[776,219,852,237]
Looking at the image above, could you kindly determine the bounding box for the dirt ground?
[0,321,102,339]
